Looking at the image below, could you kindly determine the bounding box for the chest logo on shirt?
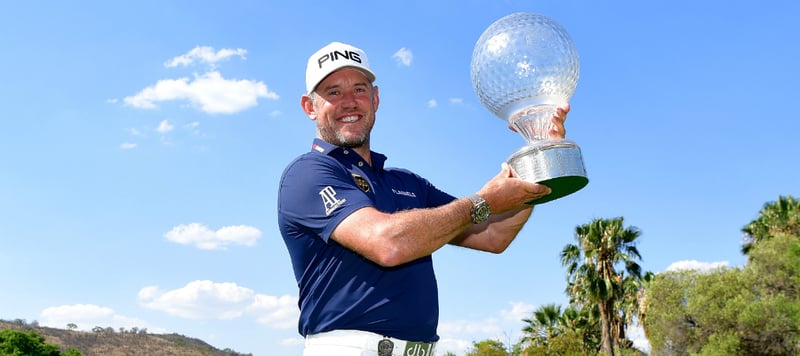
[392,188,417,198]
[320,186,346,216]
[352,174,370,193]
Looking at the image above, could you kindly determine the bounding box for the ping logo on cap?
[316,49,363,69]
[306,41,376,93]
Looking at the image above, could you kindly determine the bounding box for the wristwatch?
[468,194,491,224]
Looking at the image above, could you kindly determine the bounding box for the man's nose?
[341,91,358,107]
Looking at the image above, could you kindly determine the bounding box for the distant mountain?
[0,319,252,356]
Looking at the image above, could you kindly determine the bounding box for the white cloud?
[499,301,535,323]
[280,337,305,347]
[248,294,300,329]
[427,99,438,108]
[139,280,255,320]
[123,46,277,114]
[120,142,137,150]
[43,304,113,320]
[439,317,503,336]
[123,71,278,114]
[392,47,413,66]
[183,121,202,135]
[138,280,299,329]
[665,260,728,272]
[165,46,247,68]
[436,338,474,356]
[164,223,261,250]
[39,304,160,333]
[449,98,463,104]
[156,120,174,133]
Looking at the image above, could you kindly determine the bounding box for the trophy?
[471,12,588,205]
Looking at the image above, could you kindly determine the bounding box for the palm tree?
[521,303,563,350]
[741,195,800,254]
[560,217,643,356]
[634,271,656,341]
[612,273,644,349]
[560,305,600,353]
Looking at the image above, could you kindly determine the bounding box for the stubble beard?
[318,121,372,149]
[336,131,369,148]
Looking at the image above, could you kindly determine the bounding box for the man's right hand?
[476,162,552,214]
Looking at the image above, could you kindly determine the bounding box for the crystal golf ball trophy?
[471,12,588,205]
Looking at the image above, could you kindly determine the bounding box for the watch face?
[476,203,491,222]
[471,202,490,223]
[469,194,490,224]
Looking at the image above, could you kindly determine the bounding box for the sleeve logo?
[319,186,346,216]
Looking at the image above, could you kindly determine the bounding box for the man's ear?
[372,85,380,112]
[301,95,317,120]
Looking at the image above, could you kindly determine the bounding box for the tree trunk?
[615,315,627,348]
[598,300,615,356]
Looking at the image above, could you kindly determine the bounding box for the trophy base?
[508,139,588,205]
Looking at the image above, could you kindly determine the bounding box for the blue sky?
[1,1,798,355]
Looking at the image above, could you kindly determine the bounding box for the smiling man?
[277,41,569,356]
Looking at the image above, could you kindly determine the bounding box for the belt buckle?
[377,337,394,356]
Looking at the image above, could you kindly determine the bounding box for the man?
[278,42,569,356]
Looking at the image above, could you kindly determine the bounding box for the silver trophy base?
[508,139,588,205]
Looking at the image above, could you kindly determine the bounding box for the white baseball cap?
[305,41,376,94]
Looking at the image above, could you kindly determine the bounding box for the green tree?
[518,304,601,356]
[560,217,643,356]
[0,328,82,356]
[741,195,800,254]
[465,339,509,356]
[560,305,600,353]
[747,231,800,298]
[685,266,751,353]
[737,233,800,355]
[695,331,739,356]
[644,233,800,355]
[641,269,697,354]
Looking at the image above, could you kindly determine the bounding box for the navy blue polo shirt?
[277,138,455,342]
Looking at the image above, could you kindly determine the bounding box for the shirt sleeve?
[278,154,374,243]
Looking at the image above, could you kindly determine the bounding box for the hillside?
[0,319,252,356]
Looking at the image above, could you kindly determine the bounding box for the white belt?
[305,329,436,356]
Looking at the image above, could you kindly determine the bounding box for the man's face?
[306,68,379,148]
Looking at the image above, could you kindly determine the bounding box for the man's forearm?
[333,197,477,267]
[449,206,533,253]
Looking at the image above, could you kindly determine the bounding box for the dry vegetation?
[0,319,252,356]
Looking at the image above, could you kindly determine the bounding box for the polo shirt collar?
[310,138,387,170]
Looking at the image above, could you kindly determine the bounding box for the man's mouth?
[340,115,359,123]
